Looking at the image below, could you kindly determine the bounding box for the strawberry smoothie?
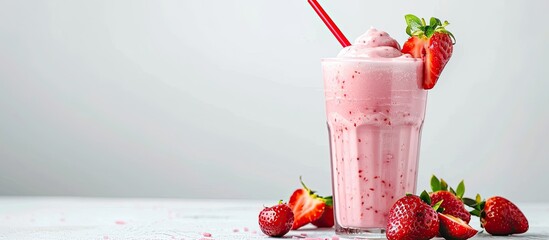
[322,28,427,236]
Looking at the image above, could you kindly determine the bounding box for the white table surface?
[0,197,547,239]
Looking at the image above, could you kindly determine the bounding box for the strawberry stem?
[299,176,333,206]
[299,176,312,193]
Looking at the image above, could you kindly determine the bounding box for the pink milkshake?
[322,28,427,237]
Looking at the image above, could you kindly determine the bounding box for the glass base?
[335,225,386,239]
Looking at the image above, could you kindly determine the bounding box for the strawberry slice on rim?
[288,177,332,230]
[401,14,455,89]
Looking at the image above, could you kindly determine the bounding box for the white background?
[1,0,548,201]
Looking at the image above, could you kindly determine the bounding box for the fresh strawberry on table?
[258,201,294,237]
[429,175,471,223]
[386,191,442,240]
[401,14,455,89]
[288,177,332,230]
[438,213,478,240]
[464,194,529,235]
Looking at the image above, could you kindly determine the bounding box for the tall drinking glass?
[322,58,427,238]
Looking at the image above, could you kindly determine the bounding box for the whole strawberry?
[465,195,528,235]
[386,191,441,240]
[429,175,471,223]
[401,14,455,89]
[258,201,294,237]
[288,177,332,230]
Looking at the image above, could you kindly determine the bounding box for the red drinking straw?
[308,0,351,47]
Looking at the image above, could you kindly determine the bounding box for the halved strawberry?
[401,14,455,89]
[439,213,478,240]
[311,201,334,228]
[288,177,331,230]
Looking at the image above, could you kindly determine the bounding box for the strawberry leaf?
[323,196,333,207]
[456,180,465,199]
[432,200,444,212]
[449,187,456,195]
[425,25,435,37]
[442,20,450,27]
[440,179,448,191]
[462,198,477,208]
[404,14,455,44]
[429,17,441,27]
[405,14,423,34]
[430,175,441,192]
[470,209,481,217]
[420,190,431,205]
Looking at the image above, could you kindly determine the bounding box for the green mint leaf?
[431,175,441,192]
[420,190,431,205]
[456,180,465,198]
[432,200,444,212]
